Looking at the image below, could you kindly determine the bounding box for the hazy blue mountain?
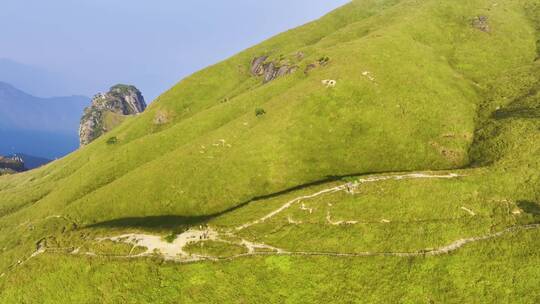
[0,82,89,158]
[0,58,74,97]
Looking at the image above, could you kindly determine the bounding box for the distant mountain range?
[0,58,73,97]
[0,81,89,158]
[0,155,25,175]
[9,153,51,169]
[0,153,50,175]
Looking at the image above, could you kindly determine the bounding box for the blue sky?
[0,0,349,100]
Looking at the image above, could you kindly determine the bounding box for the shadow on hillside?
[518,201,540,216]
[86,169,459,232]
[86,215,212,231]
[492,107,540,119]
[85,195,261,231]
[84,174,354,231]
[517,201,540,225]
[491,86,539,120]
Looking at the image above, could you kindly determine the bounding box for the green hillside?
[1,0,539,302]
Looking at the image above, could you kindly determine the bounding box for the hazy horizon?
[0,0,349,101]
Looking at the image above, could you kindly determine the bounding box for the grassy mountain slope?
[0,0,539,302]
[1,0,538,223]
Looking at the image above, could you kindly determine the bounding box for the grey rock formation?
[250,56,268,76]
[263,62,277,83]
[250,56,297,83]
[79,84,146,146]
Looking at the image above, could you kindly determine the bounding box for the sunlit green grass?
[0,0,539,302]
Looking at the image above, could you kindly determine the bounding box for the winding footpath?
[80,223,540,263]
[235,172,462,231]
[4,170,539,272]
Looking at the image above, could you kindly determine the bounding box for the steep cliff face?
[79,85,146,146]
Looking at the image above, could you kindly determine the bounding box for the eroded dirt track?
[5,171,538,270]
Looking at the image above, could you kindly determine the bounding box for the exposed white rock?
[79,84,146,146]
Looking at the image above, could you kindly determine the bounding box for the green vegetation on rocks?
[79,84,146,146]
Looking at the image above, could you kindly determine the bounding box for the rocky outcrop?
[250,53,330,81]
[79,84,146,146]
[250,56,268,75]
[0,155,26,175]
[250,56,297,83]
[472,15,490,32]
